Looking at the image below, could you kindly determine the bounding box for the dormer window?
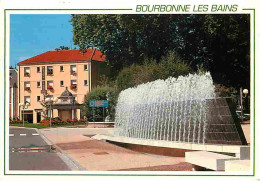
[47,66,53,76]
[24,67,30,77]
[70,65,77,75]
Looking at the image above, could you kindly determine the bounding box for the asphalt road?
[9,128,71,171]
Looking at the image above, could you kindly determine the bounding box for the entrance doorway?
[37,112,41,123]
[22,110,33,123]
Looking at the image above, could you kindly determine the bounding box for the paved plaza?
[39,127,192,171]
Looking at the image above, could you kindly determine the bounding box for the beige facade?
[18,61,102,123]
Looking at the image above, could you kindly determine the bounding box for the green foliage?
[214,84,238,100]
[9,122,48,129]
[55,46,70,50]
[116,52,192,90]
[82,86,118,122]
[202,15,250,89]
[71,14,250,90]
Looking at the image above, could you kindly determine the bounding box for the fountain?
[92,72,249,171]
[114,72,247,145]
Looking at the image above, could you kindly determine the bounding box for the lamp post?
[240,88,249,122]
[106,92,111,122]
[72,96,75,120]
[45,97,58,128]
[19,102,29,127]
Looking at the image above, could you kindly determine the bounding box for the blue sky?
[10,14,74,67]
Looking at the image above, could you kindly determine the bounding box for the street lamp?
[240,88,249,122]
[45,97,58,128]
[19,102,29,127]
[72,97,75,120]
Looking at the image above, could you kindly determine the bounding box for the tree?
[55,46,70,50]
[81,86,118,122]
[71,15,182,78]
[202,15,250,89]
[116,52,192,90]
[71,14,250,89]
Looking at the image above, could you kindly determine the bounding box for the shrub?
[116,51,192,91]
[214,84,238,99]
[10,119,23,124]
[82,86,118,122]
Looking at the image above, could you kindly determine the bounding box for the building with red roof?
[17,49,108,123]
[18,49,106,65]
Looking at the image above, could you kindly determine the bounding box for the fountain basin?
[92,134,250,159]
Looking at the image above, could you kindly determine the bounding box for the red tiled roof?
[18,49,106,65]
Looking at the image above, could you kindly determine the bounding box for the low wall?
[107,140,189,157]
[87,122,114,128]
[241,121,250,145]
[93,134,249,158]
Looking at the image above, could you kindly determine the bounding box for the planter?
[47,85,53,90]
[70,85,77,90]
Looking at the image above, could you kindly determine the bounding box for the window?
[47,81,53,86]
[60,66,64,72]
[70,80,77,90]
[24,67,30,77]
[84,65,88,71]
[60,80,64,87]
[37,96,40,102]
[24,96,30,104]
[47,66,53,75]
[24,82,30,91]
[70,65,77,75]
[37,81,41,87]
[84,80,88,86]
[37,67,41,73]
[47,81,54,90]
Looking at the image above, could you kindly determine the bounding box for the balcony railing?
[70,84,77,90]
[24,87,31,91]
[24,72,30,77]
[70,70,77,75]
[47,85,53,90]
[47,70,53,76]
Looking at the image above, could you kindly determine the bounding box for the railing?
[70,84,77,90]
[47,85,53,90]
[47,70,53,76]
[70,70,77,75]
[24,72,30,77]
[24,87,31,91]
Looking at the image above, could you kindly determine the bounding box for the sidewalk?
[39,127,192,171]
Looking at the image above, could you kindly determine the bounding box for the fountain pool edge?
[92,134,250,159]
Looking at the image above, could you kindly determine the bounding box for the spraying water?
[114,72,216,144]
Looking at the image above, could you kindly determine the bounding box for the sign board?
[89,100,109,108]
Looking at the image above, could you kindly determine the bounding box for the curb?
[36,129,86,171]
